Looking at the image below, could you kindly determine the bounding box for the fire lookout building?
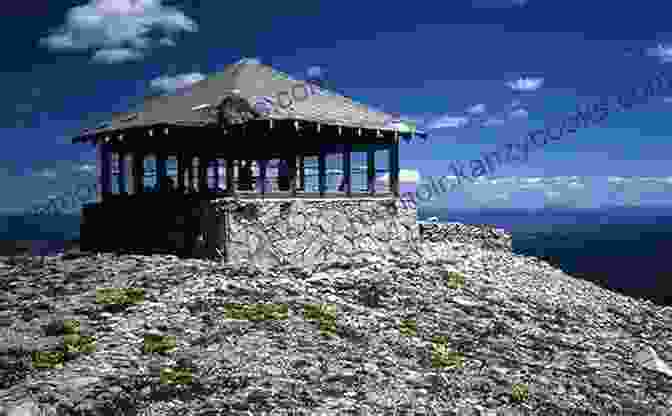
[71,61,426,267]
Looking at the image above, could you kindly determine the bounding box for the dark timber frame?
[77,119,401,203]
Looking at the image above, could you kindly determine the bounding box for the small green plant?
[399,319,417,337]
[124,288,145,304]
[63,319,80,335]
[222,303,288,321]
[431,342,464,369]
[317,319,337,338]
[32,351,64,369]
[303,304,336,321]
[160,367,193,385]
[63,333,97,353]
[432,335,451,345]
[96,288,126,304]
[304,304,337,338]
[443,271,466,289]
[511,383,529,402]
[96,287,145,305]
[143,334,177,354]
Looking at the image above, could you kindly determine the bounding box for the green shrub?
[222,303,288,321]
[432,335,451,345]
[32,351,64,369]
[430,342,464,369]
[63,333,96,353]
[96,287,145,305]
[318,319,337,338]
[160,367,193,385]
[63,319,80,335]
[303,304,336,321]
[304,304,337,338]
[511,383,529,402]
[143,334,177,354]
[443,271,466,289]
[123,288,145,304]
[399,319,417,337]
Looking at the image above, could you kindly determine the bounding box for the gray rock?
[1,223,671,415]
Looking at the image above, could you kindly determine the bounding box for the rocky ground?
[1,225,672,415]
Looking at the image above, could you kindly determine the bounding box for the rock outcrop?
[0,223,671,415]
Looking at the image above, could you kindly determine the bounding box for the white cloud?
[377,169,420,184]
[40,0,198,63]
[92,48,143,63]
[466,103,486,114]
[34,169,57,179]
[235,57,262,66]
[150,72,206,93]
[489,176,518,185]
[607,176,630,183]
[76,164,96,173]
[525,177,543,184]
[506,77,544,91]
[647,44,672,63]
[509,108,529,118]
[426,115,470,130]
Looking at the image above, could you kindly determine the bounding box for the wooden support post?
[259,159,267,195]
[133,152,144,194]
[187,156,195,193]
[367,147,376,195]
[118,151,127,195]
[177,153,186,193]
[198,156,208,194]
[288,156,297,196]
[100,144,112,201]
[343,144,352,197]
[226,158,235,196]
[390,138,400,197]
[299,156,305,191]
[318,149,326,197]
[156,153,167,191]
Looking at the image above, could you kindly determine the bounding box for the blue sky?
[3,0,672,213]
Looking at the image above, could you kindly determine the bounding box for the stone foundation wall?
[419,222,512,251]
[214,198,420,268]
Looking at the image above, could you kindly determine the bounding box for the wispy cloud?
[509,108,529,118]
[377,169,421,184]
[40,0,198,63]
[646,43,672,64]
[75,163,96,174]
[506,77,544,91]
[93,48,143,64]
[150,72,206,93]
[235,57,262,66]
[33,169,57,179]
[466,103,486,114]
[426,115,470,130]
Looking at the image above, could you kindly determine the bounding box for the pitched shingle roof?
[72,61,427,143]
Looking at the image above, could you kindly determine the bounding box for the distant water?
[0,214,81,256]
[419,206,672,306]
